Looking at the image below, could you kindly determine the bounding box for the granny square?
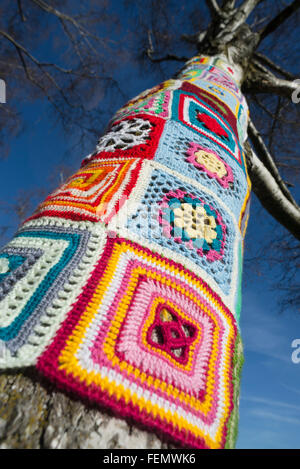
[113,163,240,301]
[113,79,182,122]
[29,157,144,224]
[171,89,243,168]
[0,218,107,367]
[81,113,165,166]
[37,236,243,449]
[153,119,248,222]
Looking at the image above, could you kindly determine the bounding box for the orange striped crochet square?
[28,157,143,223]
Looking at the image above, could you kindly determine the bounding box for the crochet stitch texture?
[0,55,251,449]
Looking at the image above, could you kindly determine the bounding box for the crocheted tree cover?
[0,56,250,449]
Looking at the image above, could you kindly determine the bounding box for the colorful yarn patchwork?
[29,157,144,223]
[0,218,107,367]
[113,164,238,299]
[82,114,165,166]
[0,54,251,449]
[153,120,248,223]
[114,79,182,122]
[180,65,242,99]
[37,237,243,449]
[180,82,240,140]
[182,57,240,84]
[159,189,225,261]
[180,79,248,144]
[114,90,173,121]
[171,89,243,168]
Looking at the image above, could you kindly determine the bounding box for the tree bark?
[0,369,171,449]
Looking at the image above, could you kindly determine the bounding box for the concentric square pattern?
[38,237,243,449]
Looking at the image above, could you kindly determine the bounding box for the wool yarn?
[0,55,251,449]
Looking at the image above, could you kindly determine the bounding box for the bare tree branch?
[146,29,188,63]
[220,0,264,36]
[256,75,299,99]
[245,62,300,99]
[259,0,300,42]
[202,0,263,50]
[29,0,105,46]
[0,29,76,109]
[248,119,299,208]
[268,96,282,153]
[245,142,300,241]
[147,53,189,63]
[239,0,265,18]
[205,0,227,18]
[17,0,26,22]
[254,52,296,81]
[221,0,236,11]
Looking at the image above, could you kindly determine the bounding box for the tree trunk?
[0,369,171,449]
[0,52,249,449]
[2,0,300,450]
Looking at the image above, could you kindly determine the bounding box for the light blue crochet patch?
[153,120,248,223]
[125,166,238,296]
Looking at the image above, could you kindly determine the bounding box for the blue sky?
[0,0,300,449]
[237,277,300,448]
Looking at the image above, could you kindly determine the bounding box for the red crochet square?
[81,113,165,166]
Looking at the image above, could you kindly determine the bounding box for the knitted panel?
[0,55,250,449]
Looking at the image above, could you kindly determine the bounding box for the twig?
[259,0,300,42]
[254,52,296,81]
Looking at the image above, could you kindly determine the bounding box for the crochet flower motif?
[186,143,234,188]
[173,203,217,243]
[159,189,226,262]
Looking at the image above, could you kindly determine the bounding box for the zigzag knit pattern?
[0,55,251,449]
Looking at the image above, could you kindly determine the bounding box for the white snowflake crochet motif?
[96,118,152,152]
